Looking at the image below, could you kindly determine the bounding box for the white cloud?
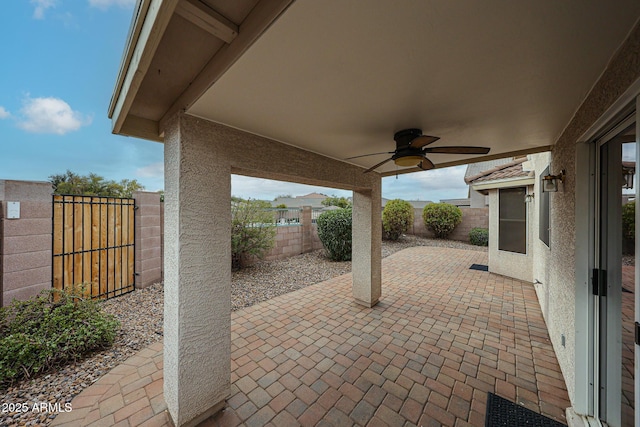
[0,107,10,119]
[31,0,56,19]
[134,165,469,202]
[231,175,350,201]
[136,162,164,178]
[88,0,136,9]
[382,165,469,202]
[18,97,91,135]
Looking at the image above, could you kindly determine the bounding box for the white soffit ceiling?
[188,0,640,175]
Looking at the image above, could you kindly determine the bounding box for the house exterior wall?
[487,186,534,282]
[469,189,488,208]
[546,20,640,411]
[526,153,553,322]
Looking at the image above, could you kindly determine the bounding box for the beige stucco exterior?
[106,1,640,424]
[162,113,382,426]
[486,185,534,283]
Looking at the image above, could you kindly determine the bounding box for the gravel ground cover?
[1,236,485,426]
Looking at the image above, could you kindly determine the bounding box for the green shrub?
[231,199,277,269]
[0,287,120,387]
[469,227,489,246]
[317,208,352,261]
[382,199,414,241]
[623,201,635,240]
[422,203,463,238]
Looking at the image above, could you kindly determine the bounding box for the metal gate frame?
[52,195,135,299]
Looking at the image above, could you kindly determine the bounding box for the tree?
[321,195,351,208]
[49,170,145,198]
[231,198,277,269]
[382,199,414,240]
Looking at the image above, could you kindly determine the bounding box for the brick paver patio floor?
[51,246,570,427]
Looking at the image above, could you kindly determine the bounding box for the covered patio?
[51,247,570,426]
[107,1,640,425]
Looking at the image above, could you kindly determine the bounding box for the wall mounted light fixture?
[622,164,635,189]
[542,169,565,193]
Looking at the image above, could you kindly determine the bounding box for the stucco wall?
[545,20,640,407]
[487,187,534,282]
[526,153,553,322]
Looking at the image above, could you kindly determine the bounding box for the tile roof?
[464,157,514,179]
[465,157,533,184]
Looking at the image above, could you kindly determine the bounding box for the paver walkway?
[52,246,570,426]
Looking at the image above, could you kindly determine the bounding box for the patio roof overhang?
[109,0,640,177]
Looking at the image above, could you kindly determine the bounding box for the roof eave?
[471,176,535,192]
[108,0,179,138]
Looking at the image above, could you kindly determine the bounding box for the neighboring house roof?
[297,192,327,198]
[272,197,325,208]
[439,198,471,207]
[406,200,433,209]
[465,157,533,184]
[380,198,432,209]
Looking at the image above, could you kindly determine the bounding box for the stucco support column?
[352,176,382,307]
[163,114,231,427]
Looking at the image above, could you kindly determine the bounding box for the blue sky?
[0,0,469,202]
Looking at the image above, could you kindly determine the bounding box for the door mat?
[485,393,566,427]
[470,263,489,271]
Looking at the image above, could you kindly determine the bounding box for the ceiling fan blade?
[409,135,440,149]
[419,157,435,170]
[345,151,394,160]
[364,158,393,173]
[422,146,490,155]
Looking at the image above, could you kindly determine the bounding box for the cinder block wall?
[0,180,53,306]
[133,191,163,288]
[410,207,489,242]
[265,226,303,261]
[256,207,323,264]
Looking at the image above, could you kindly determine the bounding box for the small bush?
[317,208,352,261]
[469,227,489,246]
[0,287,120,387]
[231,199,277,269]
[422,203,463,238]
[623,201,635,240]
[382,199,414,241]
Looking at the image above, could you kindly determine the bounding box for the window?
[498,187,527,254]
[539,166,550,247]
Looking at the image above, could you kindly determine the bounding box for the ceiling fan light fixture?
[394,155,423,167]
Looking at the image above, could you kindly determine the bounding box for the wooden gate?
[53,195,135,299]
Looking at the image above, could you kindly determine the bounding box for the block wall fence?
[0,179,488,305]
[0,180,164,306]
[410,207,489,241]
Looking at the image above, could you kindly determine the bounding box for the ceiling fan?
[346,128,491,173]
